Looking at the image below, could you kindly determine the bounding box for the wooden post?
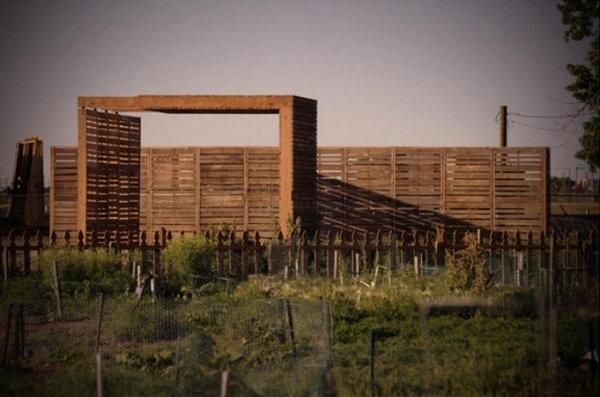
[286,299,296,356]
[2,244,7,284]
[2,304,13,367]
[96,351,103,397]
[389,232,396,272]
[326,231,334,278]
[229,231,236,276]
[95,294,105,352]
[17,304,25,359]
[370,329,375,397]
[153,231,161,277]
[499,105,507,147]
[23,231,31,275]
[241,231,249,276]
[548,232,557,390]
[52,261,63,321]
[12,305,20,367]
[8,230,16,278]
[254,232,262,275]
[501,232,508,285]
[220,370,229,397]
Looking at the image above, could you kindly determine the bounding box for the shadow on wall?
[317,176,487,235]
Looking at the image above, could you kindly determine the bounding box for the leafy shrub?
[38,247,131,296]
[162,235,215,292]
[445,232,493,293]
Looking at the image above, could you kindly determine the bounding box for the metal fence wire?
[1,295,333,396]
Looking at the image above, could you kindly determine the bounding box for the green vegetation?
[1,248,598,396]
[161,234,216,295]
[445,231,493,293]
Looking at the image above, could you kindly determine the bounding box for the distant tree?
[550,176,573,195]
[557,0,599,172]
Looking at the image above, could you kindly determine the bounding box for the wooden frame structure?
[77,95,317,242]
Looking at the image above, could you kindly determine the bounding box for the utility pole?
[499,105,507,147]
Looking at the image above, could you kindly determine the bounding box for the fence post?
[501,231,508,285]
[140,231,148,273]
[575,231,582,287]
[526,231,534,287]
[153,231,161,277]
[8,229,16,278]
[96,351,103,397]
[52,261,63,321]
[216,231,224,276]
[338,231,346,283]
[65,230,71,249]
[435,229,446,268]
[22,231,31,275]
[229,231,236,277]
[548,231,557,389]
[1,235,7,284]
[400,231,408,271]
[220,370,229,397]
[414,230,421,278]
[36,230,44,269]
[13,303,23,368]
[351,231,360,277]
[538,231,546,287]
[241,231,249,276]
[286,299,296,356]
[254,231,262,275]
[301,231,311,276]
[389,231,396,273]
[95,293,105,352]
[370,329,375,397]
[325,231,334,278]
[17,304,24,360]
[2,303,13,367]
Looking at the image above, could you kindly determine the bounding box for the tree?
[557,0,599,172]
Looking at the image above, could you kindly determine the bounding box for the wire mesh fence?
[1,295,332,396]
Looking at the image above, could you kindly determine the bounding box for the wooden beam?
[78,95,295,113]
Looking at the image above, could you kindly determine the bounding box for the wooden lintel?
[78,95,297,113]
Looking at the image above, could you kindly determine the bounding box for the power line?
[508,112,575,119]
[509,120,579,134]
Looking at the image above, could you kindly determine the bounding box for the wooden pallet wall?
[317,147,548,234]
[290,97,318,231]
[51,146,548,237]
[77,109,141,243]
[50,146,78,234]
[140,147,280,236]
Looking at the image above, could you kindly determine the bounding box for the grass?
[1,271,598,396]
[551,201,599,215]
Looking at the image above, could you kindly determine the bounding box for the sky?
[0,0,594,187]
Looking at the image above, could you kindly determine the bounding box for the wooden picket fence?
[2,227,598,290]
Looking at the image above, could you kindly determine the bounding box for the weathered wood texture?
[9,137,45,229]
[51,146,548,238]
[50,147,78,234]
[290,97,318,231]
[77,109,141,244]
[77,95,317,237]
[317,147,548,234]
[140,147,280,236]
